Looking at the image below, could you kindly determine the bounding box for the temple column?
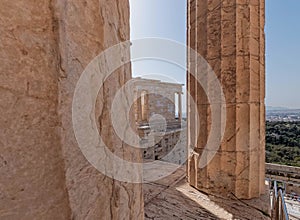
[187,0,266,199]
[178,92,182,121]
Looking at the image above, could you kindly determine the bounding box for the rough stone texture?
[0,0,143,219]
[187,0,266,199]
[133,78,183,123]
[144,166,271,220]
[141,127,186,164]
[1,0,271,218]
[133,78,185,164]
[56,0,143,219]
[0,1,71,219]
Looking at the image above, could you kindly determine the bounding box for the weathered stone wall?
[133,78,182,123]
[266,163,300,194]
[141,127,186,164]
[266,163,300,179]
[133,78,185,165]
[0,1,71,219]
[0,0,143,219]
[56,1,143,219]
[187,0,266,199]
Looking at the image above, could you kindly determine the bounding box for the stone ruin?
[132,77,186,164]
[0,0,268,219]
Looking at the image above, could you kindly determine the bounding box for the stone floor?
[143,164,271,220]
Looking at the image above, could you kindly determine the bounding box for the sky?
[265,0,300,109]
[130,0,300,110]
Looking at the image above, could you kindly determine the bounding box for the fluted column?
[187,0,265,199]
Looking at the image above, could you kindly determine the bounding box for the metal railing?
[271,181,289,220]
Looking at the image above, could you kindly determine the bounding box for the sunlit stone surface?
[187,0,266,199]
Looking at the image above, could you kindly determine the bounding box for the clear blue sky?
[130,0,300,109]
[266,0,300,109]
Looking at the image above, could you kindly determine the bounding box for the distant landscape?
[266,106,300,122]
[266,108,300,167]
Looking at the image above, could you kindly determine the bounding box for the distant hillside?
[266,108,300,122]
[267,106,290,111]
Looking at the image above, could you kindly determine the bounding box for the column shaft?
[187,0,265,199]
[178,93,182,121]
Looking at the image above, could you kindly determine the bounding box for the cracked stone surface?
[1,0,268,218]
[187,0,266,199]
[0,0,143,219]
[144,166,271,220]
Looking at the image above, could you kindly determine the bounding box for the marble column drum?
[187,0,266,199]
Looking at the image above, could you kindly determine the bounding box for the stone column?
[187,0,265,199]
[187,0,198,185]
[178,92,182,121]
